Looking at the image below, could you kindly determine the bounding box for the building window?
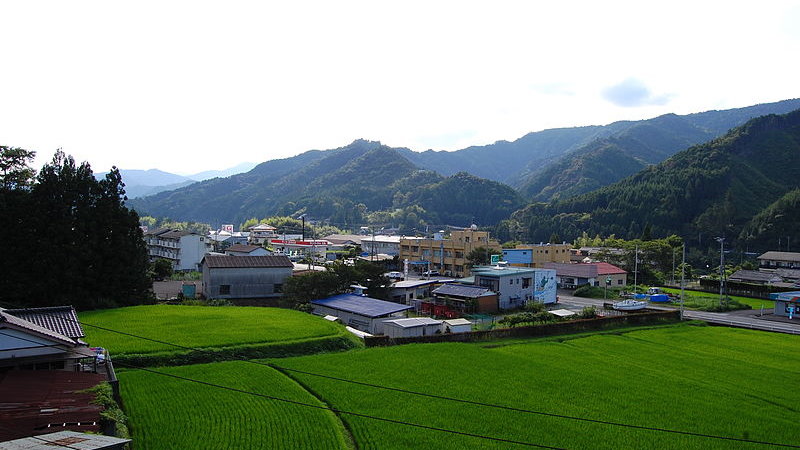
[219,284,231,295]
[617,279,623,285]
[522,278,531,288]
[509,279,513,285]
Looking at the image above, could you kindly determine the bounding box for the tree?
[152,258,174,280]
[466,246,500,266]
[282,271,341,308]
[0,146,36,190]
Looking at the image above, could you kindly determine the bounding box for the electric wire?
[3,308,800,448]
[0,330,564,449]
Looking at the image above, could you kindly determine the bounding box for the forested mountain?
[515,100,800,200]
[507,109,800,249]
[130,140,524,228]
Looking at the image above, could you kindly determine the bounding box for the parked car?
[422,270,441,277]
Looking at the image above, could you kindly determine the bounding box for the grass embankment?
[118,362,349,449]
[659,287,775,310]
[80,305,361,366]
[120,323,800,449]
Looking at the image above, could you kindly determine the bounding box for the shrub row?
[113,334,361,368]
[365,310,681,347]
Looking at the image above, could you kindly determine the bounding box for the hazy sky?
[2,1,799,174]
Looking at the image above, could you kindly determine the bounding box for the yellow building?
[399,229,501,278]
[502,243,572,268]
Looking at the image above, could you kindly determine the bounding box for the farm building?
[382,317,443,338]
[311,294,412,334]
[770,291,800,319]
[442,318,472,333]
[201,255,293,299]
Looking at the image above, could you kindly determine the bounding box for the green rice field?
[120,323,800,449]
[118,361,348,449]
[79,305,346,355]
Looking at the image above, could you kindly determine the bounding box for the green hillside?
[510,109,800,247]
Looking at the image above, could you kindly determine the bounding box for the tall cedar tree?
[2,150,151,309]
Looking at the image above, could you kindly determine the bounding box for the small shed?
[311,294,413,334]
[770,290,800,319]
[382,317,443,338]
[442,318,472,333]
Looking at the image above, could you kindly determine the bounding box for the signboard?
[490,254,500,264]
[270,239,329,247]
[221,224,234,233]
[533,269,558,304]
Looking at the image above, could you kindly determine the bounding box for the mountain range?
[130,98,800,249]
[97,162,256,199]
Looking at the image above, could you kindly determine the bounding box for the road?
[556,290,800,335]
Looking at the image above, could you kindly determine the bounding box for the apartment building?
[399,229,501,278]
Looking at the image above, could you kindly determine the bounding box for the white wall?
[0,328,67,360]
[178,234,210,271]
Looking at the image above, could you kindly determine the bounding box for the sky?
[2,1,799,175]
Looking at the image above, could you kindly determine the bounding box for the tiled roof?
[544,262,626,278]
[776,268,800,280]
[3,306,84,340]
[758,251,800,262]
[729,270,781,283]
[432,284,494,298]
[202,255,293,268]
[0,311,77,345]
[311,294,412,318]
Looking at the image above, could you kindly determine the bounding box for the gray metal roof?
[4,306,85,339]
[0,431,131,449]
[383,317,442,328]
[311,294,412,318]
[432,284,494,298]
[202,255,293,268]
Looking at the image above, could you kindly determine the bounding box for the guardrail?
[688,314,800,335]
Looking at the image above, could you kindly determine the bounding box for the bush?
[85,382,129,438]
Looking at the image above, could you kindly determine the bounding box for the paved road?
[556,290,800,335]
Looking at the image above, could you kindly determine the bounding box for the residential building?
[769,291,800,319]
[429,284,498,314]
[361,235,402,257]
[390,279,441,304]
[248,223,277,245]
[0,306,94,372]
[201,255,293,299]
[399,229,501,277]
[758,251,800,271]
[310,294,412,334]
[728,270,783,285]
[544,262,627,289]
[144,228,210,271]
[502,243,572,267]
[225,244,271,257]
[471,265,558,309]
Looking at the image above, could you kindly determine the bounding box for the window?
[509,279,513,285]
[617,279,623,285]
[219,284,231,295]
[522,278,531,289]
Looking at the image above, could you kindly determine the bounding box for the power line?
[0,330,563,449]
[3,308,800,448]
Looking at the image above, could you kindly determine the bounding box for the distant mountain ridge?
[510,109,800,248]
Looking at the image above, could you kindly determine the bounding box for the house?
[144,228,210,271]
[758,251,800,271]
[382,317,442,338]
[248,223,277,245]
[0,306,95,372]
[310,294,412,334]
[502,243,572,268]
[471,264,558,309]
[201,255,293,299]
[225,244,270,257]
[728,269,783,285]
[429,283,498,314]
[389,279,441,304]
[769,291,800,319]
[399,229,501,278]
[544,262,627,289]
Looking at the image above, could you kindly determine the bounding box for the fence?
[364,310,681,347]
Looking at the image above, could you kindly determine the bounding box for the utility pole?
[716,237,725,306]
[671,247,676,286]
[633,244,639,293]
[680,243,685,320]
